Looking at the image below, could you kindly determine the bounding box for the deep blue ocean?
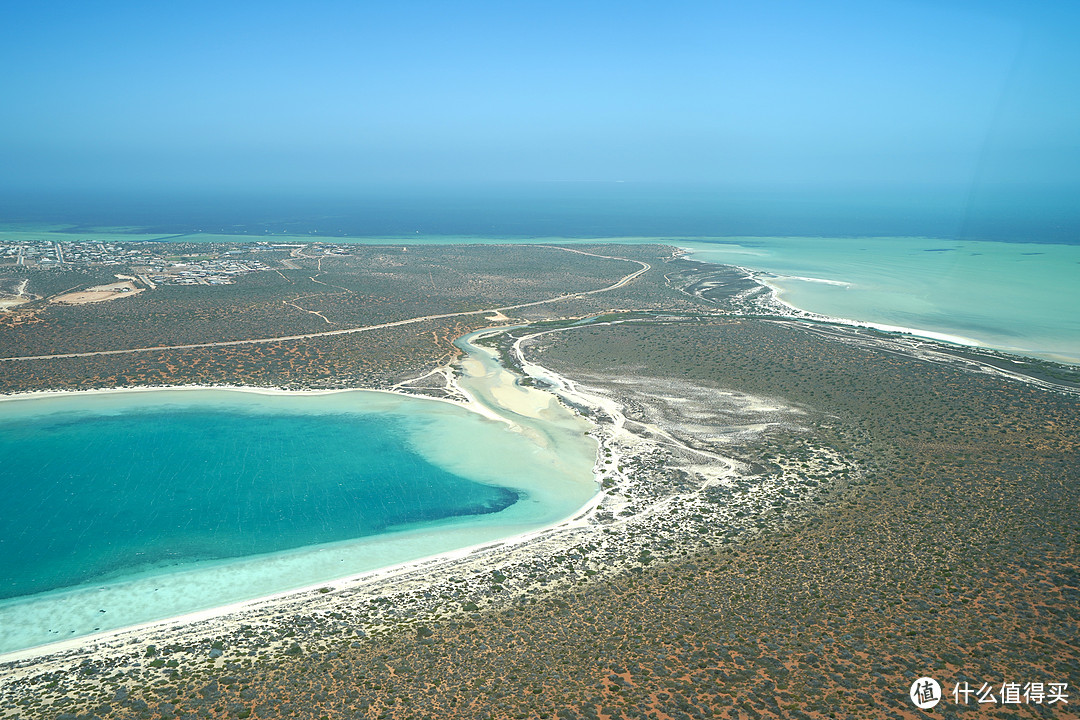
[6,183,1074,360]
[2,183,1077,243]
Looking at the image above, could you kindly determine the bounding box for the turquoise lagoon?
[0,385,597,654]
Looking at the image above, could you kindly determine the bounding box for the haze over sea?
[3,183,1077,363]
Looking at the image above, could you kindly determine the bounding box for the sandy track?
[0,246,649,362]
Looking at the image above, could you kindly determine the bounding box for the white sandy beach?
[752,270,985,348]
[678,238,1080,365]
[0,326,608,665]
[0,316,866,704]
[678,251,989,350]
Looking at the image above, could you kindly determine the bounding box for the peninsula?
[0,237,1076,720]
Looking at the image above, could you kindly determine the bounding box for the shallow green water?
[681,237,1080,364]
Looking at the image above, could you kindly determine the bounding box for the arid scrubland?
[0,244,1076,720]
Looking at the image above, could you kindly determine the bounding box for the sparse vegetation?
[0,246,1076,720]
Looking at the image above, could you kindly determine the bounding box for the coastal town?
[0,240,277,287]
[0,238,369,290]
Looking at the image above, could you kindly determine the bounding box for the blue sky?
[2,0,1078,194]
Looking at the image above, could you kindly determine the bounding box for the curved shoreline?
[0,328,603,662]
[0,315,864,708]
[750,270,986,348]
[678,242,1080,366]
[679,251,988,349]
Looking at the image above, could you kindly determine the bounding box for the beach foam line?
[851,321,982,348]
[769,273,853,288]
[682,257,985,351]
[675,244,768,258]
[760,283,984,348]
[762,281,984,348]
